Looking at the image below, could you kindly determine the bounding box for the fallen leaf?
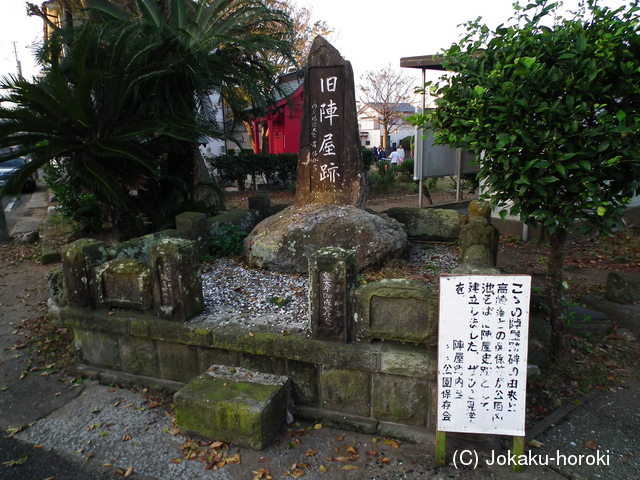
[319,465,327,472]
[2,453,28,466]
[367,450,378,455]
[313,423,323,430]
[336,433,346,441]
[305,449,317,457]
[122,434,132,442]
[341,464,358,471]
[585,440,598,450]
[124,466,134,478]
[384,438,401,449]
[527,439,545,448]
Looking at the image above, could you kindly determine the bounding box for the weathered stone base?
[174,366,289,450]
[244,204,408,273]
[62,307,438,444]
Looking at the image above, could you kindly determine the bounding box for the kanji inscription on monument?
[296,37,367,208]
[437,275,531,436]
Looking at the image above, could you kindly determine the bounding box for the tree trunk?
[548,228,569,360]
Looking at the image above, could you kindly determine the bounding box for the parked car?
[0,157,36,193]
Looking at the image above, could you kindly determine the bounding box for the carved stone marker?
[295,37,367,208]
[308,247,356,342]
[245,37,407,274]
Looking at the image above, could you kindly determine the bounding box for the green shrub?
[43,164,105,234]
[361,146,375,170]
[208,224,248,257]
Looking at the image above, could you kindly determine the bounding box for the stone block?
[60,239,108,308]
[174,366,289,450]
[73,328,122,370]
[458,217,500,266]
[158,341,200,383]
[567,305,612,334]
[379,343,437,379]
[208,209,262,235]
[308,247,357,342]
[320,367,370,416]
[175,212,209,258]
[606,271,640,304]
[382,207,467,241]
[581,292,640,333]
[238,353,287,376]
[296,406,378,434]
[286,360,320,407]
[108,230,182,263]
[197,348,238,372]
[91,258,153,312]
[372,374,430,427]
[354,279,438,346]
[119,335,160,378]
[150,238,203,321]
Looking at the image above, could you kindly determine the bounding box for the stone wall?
[53,204,505,443]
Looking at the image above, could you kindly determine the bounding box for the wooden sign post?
[436,275,531,472]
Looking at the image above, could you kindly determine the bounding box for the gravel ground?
[191,243,458,333]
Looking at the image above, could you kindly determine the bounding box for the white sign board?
[437,275,531,436]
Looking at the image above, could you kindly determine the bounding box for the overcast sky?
[0,0,631,89]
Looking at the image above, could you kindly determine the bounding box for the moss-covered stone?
[379,343,437,379]
[286,360,320,407]
[208,209,262,234]
[606,271,640,304]
[372,374,430,426]
[150,238,203,321]
[73,328,122,370]
[174,370,288,450]
[91,258,153,312]
[320,367,371,416]
[197,347,239,372]
[458,217,500,266]
[119,335,159,378]
[158,341,200,383]
[354,279,438,345]
[60,238,108,308]
[382,207,467,240]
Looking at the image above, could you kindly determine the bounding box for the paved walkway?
[0,190,638,479]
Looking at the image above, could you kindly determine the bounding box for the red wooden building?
[249,71,304,154]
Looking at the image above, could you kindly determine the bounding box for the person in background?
[373,146,379,161]
[389,147,400,166]
[379,147,386,161]
[397,144,405,163]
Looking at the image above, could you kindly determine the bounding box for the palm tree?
[1,0,294,237]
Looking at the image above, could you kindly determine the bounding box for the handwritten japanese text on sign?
[437,275,531,436]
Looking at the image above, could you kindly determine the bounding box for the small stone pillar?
[150,238,203,321]
[175,212,209,258]
[308,247,357,342]
[458,217,500,266]
[60,238,108,308]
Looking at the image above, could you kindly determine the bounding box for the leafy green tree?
[411,0,640,356]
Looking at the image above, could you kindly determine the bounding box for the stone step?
[174,365,290,450]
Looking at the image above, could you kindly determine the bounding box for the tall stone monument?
[295,37,367,208]
[244,37,407,274]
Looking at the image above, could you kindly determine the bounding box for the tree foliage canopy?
[411,0,640,357]
[412,0,640,237]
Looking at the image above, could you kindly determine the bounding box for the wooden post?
[512,435,525,472]
[435,430,446,467]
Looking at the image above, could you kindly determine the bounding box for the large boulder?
[244,204,408,274]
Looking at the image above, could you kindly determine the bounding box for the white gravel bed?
[191,243,458,333]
